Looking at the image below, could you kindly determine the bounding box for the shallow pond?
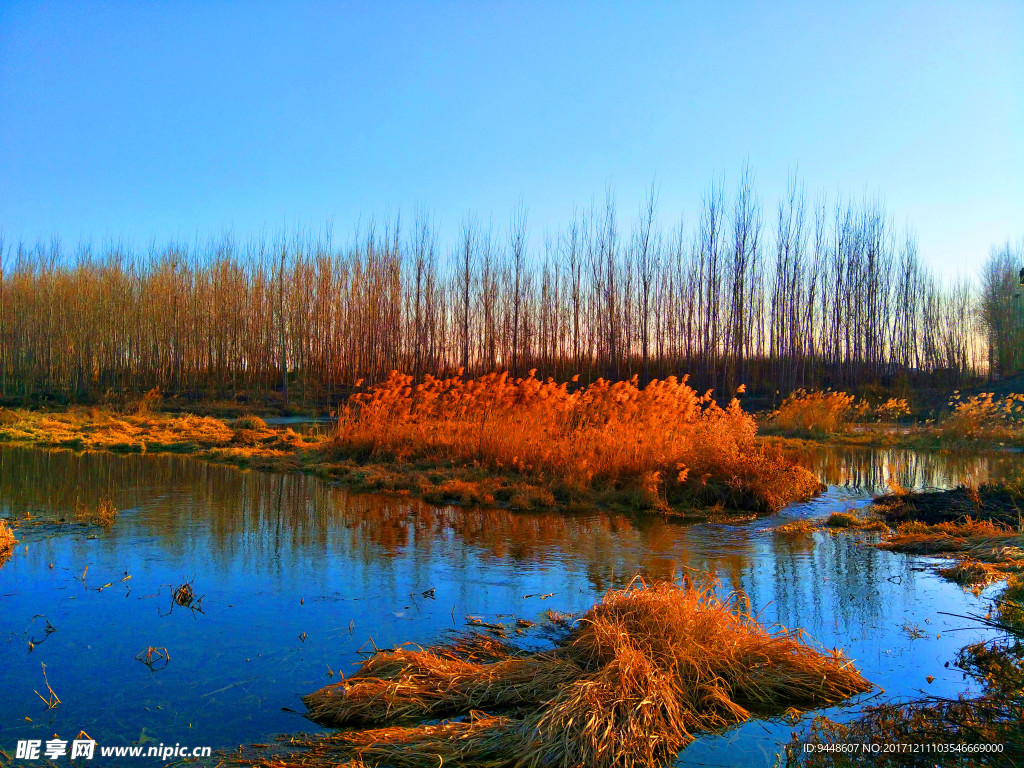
[1,445,1022,765]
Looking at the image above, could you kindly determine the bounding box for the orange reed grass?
[293,580,871,768]
[0,519,16,554]
[335,370,821,514]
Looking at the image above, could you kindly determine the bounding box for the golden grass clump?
[335,370,822,515]
[936,558,1003,587]
[881,517,1022,557]
[774,519,819,536]
[233,414,269,431]
[937,391,1024,442]
[824,511,858,528]
[296,580,871,768]
[769,389,860,436]
[0,519,17,554]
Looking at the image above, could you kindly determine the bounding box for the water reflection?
[0,444,1018,766]
[796,444,1024,494]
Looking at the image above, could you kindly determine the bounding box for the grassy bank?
[0,371,823,518]
[234,580,870,768]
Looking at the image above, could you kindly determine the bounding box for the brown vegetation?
[0,407,319,456]
[771,512,887,539]
[934,392,1024,443]
[0,519,16,560]
[73,495,117,526]
[873,484,1024,529]
[773,519,819,536]
[260,580,872,768]
[334,370,823,515]
[0,373,822,516]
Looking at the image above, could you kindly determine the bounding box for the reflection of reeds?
[336,371,821,514]
[295,580,870,768]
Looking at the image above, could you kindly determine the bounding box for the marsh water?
[2,445,1023,765]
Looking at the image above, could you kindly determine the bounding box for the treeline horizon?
[2,173,1021,407]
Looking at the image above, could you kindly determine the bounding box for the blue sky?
[1,1,1021,276]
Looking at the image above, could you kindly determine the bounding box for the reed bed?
[334,370,822,515]
[936,392,1024,443]
[766,390,911,438]
[279,580,871,768]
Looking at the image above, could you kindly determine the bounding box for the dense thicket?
[0,176,1015,406]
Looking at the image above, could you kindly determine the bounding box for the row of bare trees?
[0,178,1012,406]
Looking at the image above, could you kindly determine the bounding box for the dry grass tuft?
[335,370,822,515]
[936,558,1004,587]
[880,517,1023,561]
[824,511,859,528]
[73,496,118,527]
[291,580,871,768]
[774,520,819,537]
[96,496,117,526]
[0,519,17,555]
[234,414,269,431]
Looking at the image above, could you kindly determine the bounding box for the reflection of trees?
[753,532,915,640]
[4,444,1021,615]
[0,447,765,591]
[796,445,1024,494]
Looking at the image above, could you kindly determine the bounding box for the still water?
[1,445,1022,765]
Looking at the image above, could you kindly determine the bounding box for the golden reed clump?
[335,370,821,514]
[286,580,871,768]
[0,519,16,554]
[938,392,1024,442]
[770,389,862,435]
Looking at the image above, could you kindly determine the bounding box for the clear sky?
[1,1,1021,276]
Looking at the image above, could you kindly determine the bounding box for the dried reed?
[295,580,870,768]
[774,520,819,536]
[335,370,822,514]
[0,519,16,553]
